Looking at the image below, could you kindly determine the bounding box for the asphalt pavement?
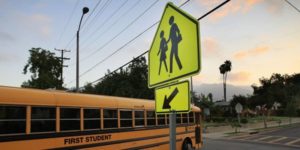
[202,123,300,150]
[202,138,299,150]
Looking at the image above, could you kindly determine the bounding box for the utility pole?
[55,48,70,87]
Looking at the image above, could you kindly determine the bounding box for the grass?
[253,122,300,132]
[203,116,291,128]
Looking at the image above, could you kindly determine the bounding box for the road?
[202,124,300,150]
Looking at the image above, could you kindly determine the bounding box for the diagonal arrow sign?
[163,87,179,109]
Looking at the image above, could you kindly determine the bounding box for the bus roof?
[0,86,200,112]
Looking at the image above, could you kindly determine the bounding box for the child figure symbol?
[157,30,168,75]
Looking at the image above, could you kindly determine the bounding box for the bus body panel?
[0,86,202,150]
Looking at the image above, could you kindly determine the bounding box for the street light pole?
[76,7,89,92]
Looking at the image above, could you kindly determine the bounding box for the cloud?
[16,13,53,38]
[234,46,270,60]
[27,14,52,37]
[199,0,263,22]
[0,32,15,42]
[263,0,285,14]
[202,37,220,57]
[0,52,18,63]
[197,0,222,8]
[227,71,252,84]
[34,1,48,9]
[193,74,205,83]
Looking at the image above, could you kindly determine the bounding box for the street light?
[76,7,89,92]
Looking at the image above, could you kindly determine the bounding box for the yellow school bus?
[0,86,202,150]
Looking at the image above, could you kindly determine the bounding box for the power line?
[87,0,231,85]
[81,0,105,30]
[64,0,103,49]
[80,0,130,49]
[67,0,230,86]
[67,0,141,67]
[65,0,159,86]
[81,0,113,34]
[79,0,159,63]
[55,0,79,48]
[91,51,148,84]
[79,0,189,77]
[285,0,300,13]
[66,0,190,85]
[71,0,190,84]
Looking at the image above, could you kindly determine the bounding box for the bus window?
[146,111,155,126]
[157,114,165,125]
[182,113,188,123]
[84,109,101,130]
[176,113,182,124]
[31,107,56,133]
[134,111,144,127]
[103,109,118,129]
[195,112,201,124]
[0,106,26,134]
[60,108,80,131]
[166,114,169,124]
[189,112,195,123]
[120,110,132,128]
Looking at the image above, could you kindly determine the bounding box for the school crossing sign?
[148,2,200,88]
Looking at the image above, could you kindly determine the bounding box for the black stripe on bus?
[123,139,182,150]
[0,124,195,142]
[49,132,191,150]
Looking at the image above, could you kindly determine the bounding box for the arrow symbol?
[163,87,179,109]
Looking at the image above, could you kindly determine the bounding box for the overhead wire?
[81,0,113,34]
[80,0,105,31]
[67,0,190,85]
[55,0,79,48]
[65,0,160,85]
[88,0,230,85]
[67,0,142,67]
[64,0,103,50]
[67,0,113,63]
[285,0,300,13]
[79,0,160,63]
[66,0,231,87]
[80,0,130,49]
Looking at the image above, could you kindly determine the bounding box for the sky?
[0,0,299,90]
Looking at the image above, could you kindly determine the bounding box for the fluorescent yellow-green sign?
[148,2,200,88]
[155,81,190,113]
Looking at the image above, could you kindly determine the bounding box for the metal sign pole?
[237,113,241,125]
[169,111,176,150]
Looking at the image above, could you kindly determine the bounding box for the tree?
[83,56,154,99]
[249,73,300,128]
[208,93,213,103]
[219,60,232,102]
[230,95,248,109]
[22,48,63,89]
[285,99,298,124]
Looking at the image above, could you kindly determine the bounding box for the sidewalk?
[203,117,300,139]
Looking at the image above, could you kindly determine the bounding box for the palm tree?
[219,60,232,102]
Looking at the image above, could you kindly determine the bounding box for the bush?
[211,117,226,123]
[241,118,248,124]
[230,122,242,128]
[276,109,285,116]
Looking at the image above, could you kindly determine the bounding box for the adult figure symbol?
[167,16,182,73]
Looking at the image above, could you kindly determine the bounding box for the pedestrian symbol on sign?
[168,16,183,73]
[157,16,183,75]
